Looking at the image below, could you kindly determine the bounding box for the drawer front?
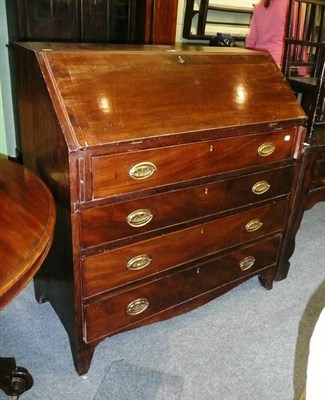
[83,236,281,343]
[80,166,294,248]
[91,129,295,199]
[81,200,286,298]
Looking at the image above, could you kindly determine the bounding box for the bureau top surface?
[16,42,305,149]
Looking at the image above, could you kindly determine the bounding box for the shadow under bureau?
[14,42,306,375]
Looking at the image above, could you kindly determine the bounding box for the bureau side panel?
[14,44,80,355]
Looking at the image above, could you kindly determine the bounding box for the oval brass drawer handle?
[129,162,157,180]
[127,298,149,316]
[127,254,152,271]
[127,209,153,227]
[239,256,256,271]
[252,180,270,195]
[245,219,263,233]
[257,142,275,157]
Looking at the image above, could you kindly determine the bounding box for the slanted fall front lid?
[27,43,305,148]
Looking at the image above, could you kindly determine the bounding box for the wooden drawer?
[83,236,281,342]
[80,166,294,248]
[91,129,296,199]
[81,200,287,298]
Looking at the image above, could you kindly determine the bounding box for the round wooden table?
[0,158,56,399]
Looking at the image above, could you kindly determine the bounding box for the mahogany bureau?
[14,42,306,375]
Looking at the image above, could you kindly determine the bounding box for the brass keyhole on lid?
[178,55,186,64]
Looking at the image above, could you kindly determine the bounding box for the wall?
[0,0,16,158]
[0,83,8,157]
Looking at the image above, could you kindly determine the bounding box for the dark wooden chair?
[282,0,325,208]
